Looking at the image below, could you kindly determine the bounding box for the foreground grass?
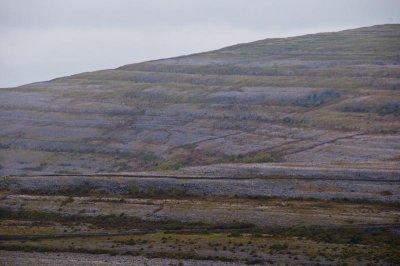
[0,207,399,265]
[1,228,399,265]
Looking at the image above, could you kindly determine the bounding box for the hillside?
[1,24,400,266]
[0,24,399,176]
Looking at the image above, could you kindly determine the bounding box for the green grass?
[229,151,274,163]
[155,161,182,171]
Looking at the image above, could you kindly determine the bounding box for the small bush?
[245,258,264,265]
[270,243,288,250]
[229,151,274,163]
[294,90,340,107]
[228,231,242,237]
[60,197,74,207]
[156,161,182,171]
[181,143,198,150]
[250,152,274,163]
[379,190,393,196]
[128,184,140,196]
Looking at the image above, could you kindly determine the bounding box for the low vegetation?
[341,101,400,115]
[1,208,399,264]
[229,151,274,163]
[128,184,191,199]
[294,90,341,107]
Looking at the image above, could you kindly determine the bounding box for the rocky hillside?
[0,24,399,175]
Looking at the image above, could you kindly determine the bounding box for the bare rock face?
[0,24,399,176]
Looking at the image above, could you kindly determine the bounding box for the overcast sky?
[0,0,399,87]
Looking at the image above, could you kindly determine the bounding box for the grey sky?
[1,0,399,87]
